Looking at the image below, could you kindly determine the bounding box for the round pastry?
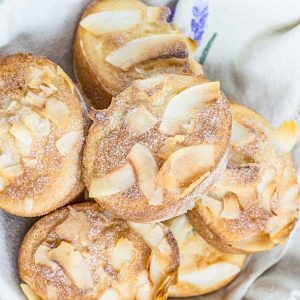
[84,74,231,222]
[19,201,179,300]
[164,215,247,297]
[0,54,85,217]
[188,103,300,254]
[73,0,202,108]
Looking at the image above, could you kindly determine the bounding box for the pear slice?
[271,120,299,152]
[160,82,220,135]
[220,193,241,219]
[127,143,163,205]
[106,34,188,71]
[89,162,136,198]
[80,10,142,36]
[179,263,240,288]
[231,121,255,145]
[156,144,215,190]
[112,238,135,271]
[55,131,80,156]
[48,241,94,290]
[20,284,41,300]
[126,107,158,135]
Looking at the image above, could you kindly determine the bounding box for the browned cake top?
[19,202,179,300]
[189,103,299,253]
[0,54,85,216]
[84,74,231,222]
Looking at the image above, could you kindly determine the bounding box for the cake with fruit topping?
[19,201,179,300]
[73,0,202,108]
[188,103,300,253]
[0,54,85,216]
[83,74,231,222]
[165,215,247,297]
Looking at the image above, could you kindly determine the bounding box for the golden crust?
[164,215,247,297]
[188,103,299,254]
[83,74,231,222]
[19,201,179,300]
[0,53,85,217]
[73,0,202,108]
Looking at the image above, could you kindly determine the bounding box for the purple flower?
[190,0,209,45]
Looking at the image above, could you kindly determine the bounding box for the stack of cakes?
[0,0,298,299]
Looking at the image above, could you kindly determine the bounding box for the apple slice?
[126,107,158,135]
[127,143,163,205]
[220,193,241,219]
[106,34,188,71]
[34,245,57,269]
[0,153,17,169]
[231,121,255,145]
[55,131,81,156]
[20,284,41,300]
[55,208,90,247]
[156,144,215,190]
[280,185,299,214]
[23,112,50,137]
[22,158,38,168]
[21,91,46,108]
[135,75,164,90]
[157,135,185,159]
[99,288,120,300]
[44,98,70,130]
[260,183,277,213]
[160,82,220,135]
[2,164,23,179]
[149,252,165,285]
[271,120,299,152]
[0,177,6,191]
[201,195,223,216]
[112,238,135,271]
[136,271,152,300]
[80,10,142,36]
[128,223,164,248]
[89,162,136,198]
[48,241,94,290]
[56,66,75,95]
[10,123,32,146]
[146,7,168,23]
[179,263,240,288]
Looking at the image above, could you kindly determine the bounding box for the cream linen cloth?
[0,0,300,299]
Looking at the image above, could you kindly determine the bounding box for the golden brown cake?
[73,0,202,108]
[19,202,179,300]
[83,74,231,222]
[188,103,300,253]
[165,215,247,297]
[0,54,85,217]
